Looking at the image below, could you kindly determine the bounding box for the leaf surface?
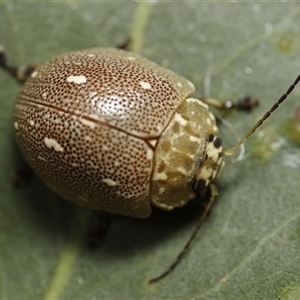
[1,2,300,299]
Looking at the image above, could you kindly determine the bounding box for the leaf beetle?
[0,46,299,283]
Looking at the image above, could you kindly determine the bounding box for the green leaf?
[1,2,300,299]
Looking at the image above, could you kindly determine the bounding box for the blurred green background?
[1,2,300,299]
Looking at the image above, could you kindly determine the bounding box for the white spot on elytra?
[206,118,212,125]
[156,123,163,132]
[14,122,19,130]
[102,178,117,187]
[42,92,47,99]
[81,118,96,129]
[28,120,34,126]
[43,113,50,119]
[114,161,120,167]
[44,137,64,152]
[146,148,153,160]
[31,71,38,78]
[37,155,47,162]
[84,135,92,141]
[89,91,97,98]
[66,75,87,84]
[177,81,183,88]
[139,81,152,90]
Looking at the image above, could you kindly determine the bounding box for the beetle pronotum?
[0,46,299,283]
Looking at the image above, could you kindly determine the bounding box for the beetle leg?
[88,212,114,249]
[0,46,37,82]
[149,183,218,284]
[200,96,259,112]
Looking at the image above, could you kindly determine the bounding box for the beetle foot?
[200,96,259,112]
[222,96,259,112]
[116,38,132,51]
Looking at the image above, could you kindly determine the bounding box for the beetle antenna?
[149,184,218,284]
[224,74,300,156]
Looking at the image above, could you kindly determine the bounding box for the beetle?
[1,47,224,217]
[0,46,299,283]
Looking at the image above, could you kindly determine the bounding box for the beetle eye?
[213,137,222,148]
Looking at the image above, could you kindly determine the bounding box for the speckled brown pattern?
[14,48,196,218]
